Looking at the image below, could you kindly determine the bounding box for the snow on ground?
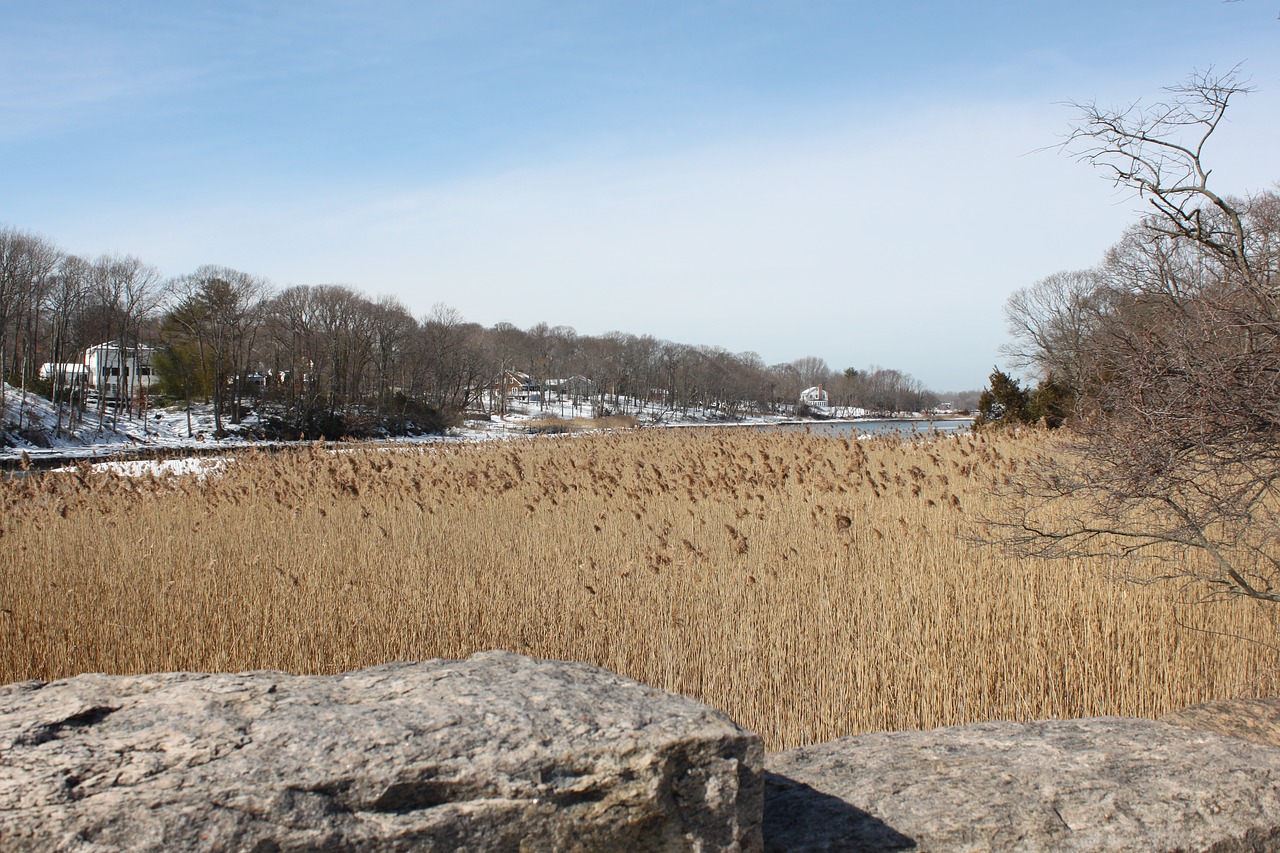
[0,382,267,462]
[51,456,234,479]
[3,383,959,474]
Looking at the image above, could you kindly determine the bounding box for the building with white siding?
[80,343,158,399]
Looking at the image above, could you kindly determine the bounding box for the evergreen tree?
[975,368,1029,427]
[1027,374,1075,428]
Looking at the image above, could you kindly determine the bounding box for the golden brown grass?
[524,414,639,433]
[2,428,1276,750]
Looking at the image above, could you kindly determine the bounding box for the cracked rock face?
[764,717,1280,852]
[0,651,763,852]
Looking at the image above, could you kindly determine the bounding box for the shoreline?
[0,413,974,471]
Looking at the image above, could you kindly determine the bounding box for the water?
[758,418,973,438]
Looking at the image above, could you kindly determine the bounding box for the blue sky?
[3,2,1277,391]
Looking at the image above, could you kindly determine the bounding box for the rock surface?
[765,717,1280,852]
[1162,696,1280,748]
[0,651,763,852]
[8,652,1280,853]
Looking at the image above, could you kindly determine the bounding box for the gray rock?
[1162,697,1280,748]
[765,717,1280,852]
[0,651,763,852]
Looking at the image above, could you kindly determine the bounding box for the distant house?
[39,343,158,402]
[38,362,89,387]
[799,385,830,412]
[234,372,269,389]
[544,375,597,400]
[493,370,541,403]
[81,343,158,399]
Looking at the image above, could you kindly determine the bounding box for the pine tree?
[975,368,1029,427]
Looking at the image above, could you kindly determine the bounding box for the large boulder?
[1162,696,1280,748]
[765,717,1280,852]
[0,651,763,852]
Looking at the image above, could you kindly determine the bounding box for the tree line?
[0,236,958,440]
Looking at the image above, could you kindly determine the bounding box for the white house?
[799,385,830,413]
[38,362,89,386]
[81,342,158,399]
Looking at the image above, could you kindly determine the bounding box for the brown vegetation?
[524,414,640,433]
[2,429,1276,750]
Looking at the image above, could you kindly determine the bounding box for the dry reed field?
[2,428,1277,749]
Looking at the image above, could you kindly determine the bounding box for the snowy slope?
[0,383,260,462]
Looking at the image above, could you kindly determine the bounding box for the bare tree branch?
[993,67,1280,604]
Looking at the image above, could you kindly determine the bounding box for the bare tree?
[263,285,325,419]
[310,285,374,417]
[14,235,63,428]
[369,295,416,410]
[613,333,662,416]
[45,255,91,436]
[1000,67,1280,604]
[419,304,486,414]
[1064,66,1256,281]
[0,228,62,414]
[791,355,832,391]
[1000,268,1110,391]
[766,362,802,413]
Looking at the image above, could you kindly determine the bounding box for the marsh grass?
[2,429,1275,749]
[524,414,639,433]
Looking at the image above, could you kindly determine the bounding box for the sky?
[2,2,1277,392]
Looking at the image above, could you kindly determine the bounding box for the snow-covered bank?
[1,384,965,468]
[0,383,265,464]
[49,456,234,479]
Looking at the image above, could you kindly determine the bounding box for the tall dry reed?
[2,428,1276,749]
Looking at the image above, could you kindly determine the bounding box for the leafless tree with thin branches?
[995,67,1280,605]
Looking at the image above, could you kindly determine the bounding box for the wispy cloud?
[0,7,211,142]
[7,1,1279,391]
[67,99,1153,390]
